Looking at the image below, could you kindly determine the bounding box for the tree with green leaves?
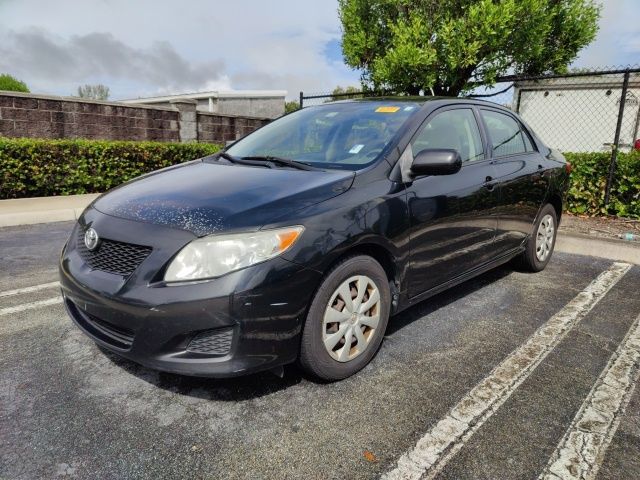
[329,85,362,101]
[77,84,110,100]
[339,0,601,96]
[0,74,29,93]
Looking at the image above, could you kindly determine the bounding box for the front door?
[405,107,500,298]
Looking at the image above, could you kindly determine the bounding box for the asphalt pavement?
[1,221,639,480]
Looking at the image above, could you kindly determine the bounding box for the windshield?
[226,102,421,170]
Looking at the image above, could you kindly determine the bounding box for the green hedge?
[1,138,638,219]
[565,150,640,218]
[0,138,220,199]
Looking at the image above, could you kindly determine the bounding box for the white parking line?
[539,313,640,480]
[382,262,632,480]
[0,281,60,298]
[0,297,63,316]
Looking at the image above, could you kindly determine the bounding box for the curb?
[1,196,639,265]
[555,231,640,265]
[0,194,100,228]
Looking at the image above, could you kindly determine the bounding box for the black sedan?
[60,98,570,381]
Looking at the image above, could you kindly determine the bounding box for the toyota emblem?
[84,228,100,251]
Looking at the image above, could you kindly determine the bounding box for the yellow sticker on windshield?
[375,106,400,113]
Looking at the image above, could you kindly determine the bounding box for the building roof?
[122,90,287,104]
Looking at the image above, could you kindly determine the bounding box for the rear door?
[405,106,500,297]
[479,108,549,253]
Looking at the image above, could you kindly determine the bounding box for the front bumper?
[60,209,321,378]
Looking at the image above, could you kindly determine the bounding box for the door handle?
[484,176,495,191]
[533,165,546,180]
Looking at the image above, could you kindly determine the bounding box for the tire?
[299,255,391,381]
[517,203,558,272]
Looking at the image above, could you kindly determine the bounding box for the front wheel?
[299,255,390,381]
[517,204,558,272]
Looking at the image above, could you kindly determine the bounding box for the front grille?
[67,300,135,350]
[77,229,152,277]
[187,328,234,355]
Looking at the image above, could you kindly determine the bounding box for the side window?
[520,118,542,153]
[412,109,484,163]
[522,129,536,152]
[481,110,527,156]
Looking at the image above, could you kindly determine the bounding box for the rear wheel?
[299,255,390,381]
[517,203,557,272]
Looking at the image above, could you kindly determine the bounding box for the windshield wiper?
[218,152,241,163]
[208,151,269,168]
[241,155,318,171]
[207,152,319,171]
[203,151,242,164]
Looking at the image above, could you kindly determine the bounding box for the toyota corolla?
[59,98,570,381]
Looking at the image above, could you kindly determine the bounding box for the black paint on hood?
[92,160,355,236]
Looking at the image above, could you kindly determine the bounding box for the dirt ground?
[560,213,640,242]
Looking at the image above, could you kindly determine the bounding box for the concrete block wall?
[197,112,270,143]
[0,92,180,142]
[215,96,284,118]
[0,91,270,144]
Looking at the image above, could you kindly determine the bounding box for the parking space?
[1,221,639,479]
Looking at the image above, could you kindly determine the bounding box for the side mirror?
[410,148,462,177]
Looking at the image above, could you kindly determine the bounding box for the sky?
[0,0,637,101]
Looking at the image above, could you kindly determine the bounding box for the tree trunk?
[429,66,477,97]
[432,84,460,97]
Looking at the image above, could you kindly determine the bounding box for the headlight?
[164,226,304,282]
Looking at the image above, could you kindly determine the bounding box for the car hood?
[91,160,355,236]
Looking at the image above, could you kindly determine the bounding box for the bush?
[0,74,29,93]
[565,150,640,218]
[0,138,220,199]
[284,101,300,114]
[1,137,638,219]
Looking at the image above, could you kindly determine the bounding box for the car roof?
[323,96,509,110]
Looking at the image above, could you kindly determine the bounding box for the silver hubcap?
[536,214,555,262]
[322,275,381,363]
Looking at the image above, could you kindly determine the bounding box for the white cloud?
[0,0,360,99]
[0,29,229,96]
[0,0,633,100]
[573,0,640,68]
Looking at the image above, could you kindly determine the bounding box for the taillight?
[634,139,640,150]
[565,162,572,174]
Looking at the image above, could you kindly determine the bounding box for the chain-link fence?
[300,65,640,204]
[298,90,380,107]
